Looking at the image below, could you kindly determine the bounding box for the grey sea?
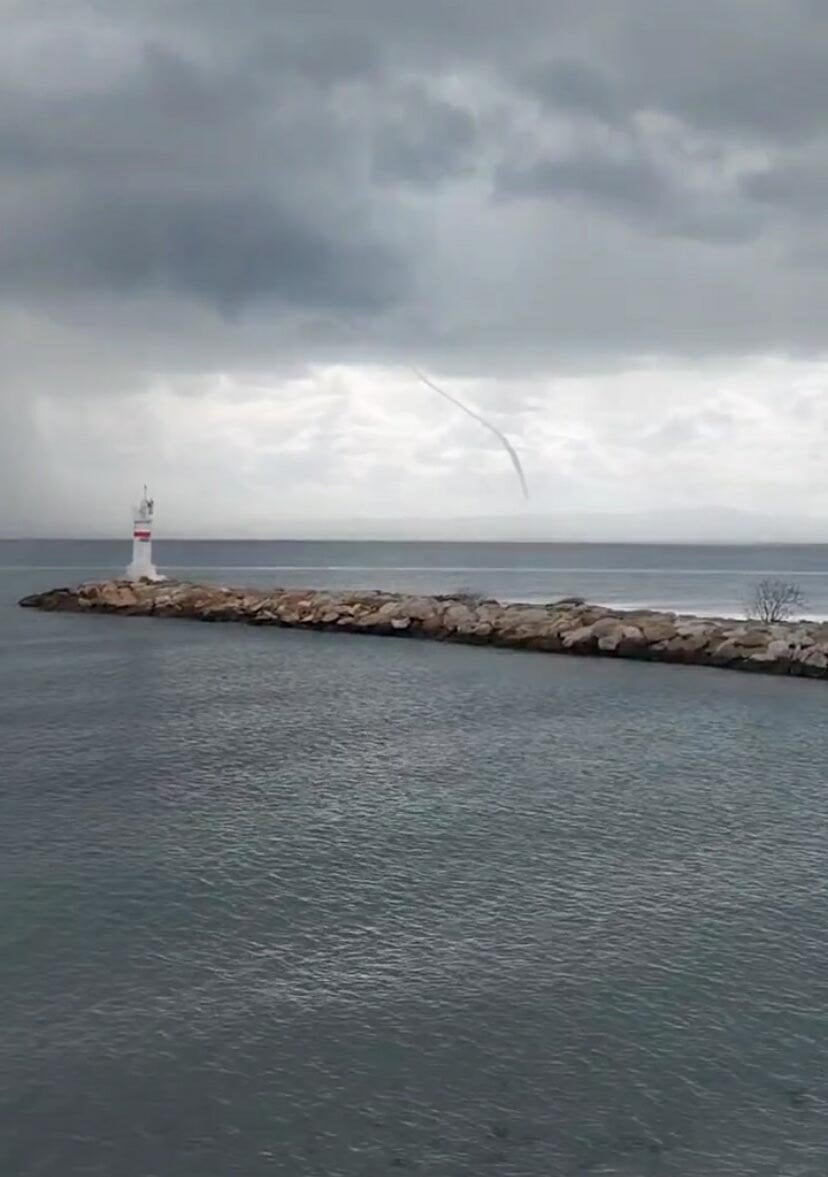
[3,540,828,1176]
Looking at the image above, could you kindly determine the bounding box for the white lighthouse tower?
[126,485,160,581]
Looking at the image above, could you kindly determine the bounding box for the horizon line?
[4,535,828,548]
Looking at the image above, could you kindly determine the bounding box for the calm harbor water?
[3,541,828,1175]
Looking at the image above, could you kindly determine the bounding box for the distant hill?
[236,508,828,545]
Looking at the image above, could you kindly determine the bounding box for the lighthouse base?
[126,564,164,583]
[126,550,163,582]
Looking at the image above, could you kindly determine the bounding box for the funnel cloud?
[408,366,530,501]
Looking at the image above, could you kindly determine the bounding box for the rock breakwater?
[19,579,828,681]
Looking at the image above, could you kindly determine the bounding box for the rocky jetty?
[19,579,828,681]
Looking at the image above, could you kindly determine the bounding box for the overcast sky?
[4,0,828,538]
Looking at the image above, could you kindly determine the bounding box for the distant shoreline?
[6,536,828,547]
[20,580,828,683]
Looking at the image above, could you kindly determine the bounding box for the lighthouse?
[126,485,160,581]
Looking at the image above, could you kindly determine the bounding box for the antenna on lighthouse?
[126,485,161,582]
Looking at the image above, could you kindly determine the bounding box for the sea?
[3,539,828,1176]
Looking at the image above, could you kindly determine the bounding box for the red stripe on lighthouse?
[133,530,151,541]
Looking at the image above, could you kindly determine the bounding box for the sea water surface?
[3,541,828,1176]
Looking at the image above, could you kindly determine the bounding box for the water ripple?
[2,578,828,1174]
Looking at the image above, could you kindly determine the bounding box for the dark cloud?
[495,148,759,245]
[0,36,405,314]
[249,26,382,87]
[3,0,827,327]
[2,188,402,314]
[372,85,478,187]
[740,162,828,219]
[523,59,622,124]
[496,150,668,218]
[551,0,828,144]
[4,0,828,533]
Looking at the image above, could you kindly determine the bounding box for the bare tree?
[747,578,807,623]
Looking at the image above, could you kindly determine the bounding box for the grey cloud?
[3,189,403,314]
[644,408,738,451]
[583,0,828,143]
[2,0,825,323]
[129,0,569,66]
[741,162,828,218]
[495,150,757,244]
[508,3,828,147]
[737,157,828,267]
[524,59,622,124]
[248,27,382,87]
[497,151,667,217]
[0,37,406,314]
[372,86,477,187]
[7,0,828,536]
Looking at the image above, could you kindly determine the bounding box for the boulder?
[97,584,139,610]
[598,624,644,653]
[674,622,712,638]
[419,611,447,637]
[658,632,712,659]
[727,628,770,649]
[797,647,828,677]
[562,624,597,652]
[443,604,477,630]
[396,598,438,621]
[592,616,626,638]
[510,607,560,625]
[640,620,678,644]
[708,639,745,666]
[454,619,494,641]
[19,588,71,610]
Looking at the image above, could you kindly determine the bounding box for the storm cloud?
[3,0,828,535]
